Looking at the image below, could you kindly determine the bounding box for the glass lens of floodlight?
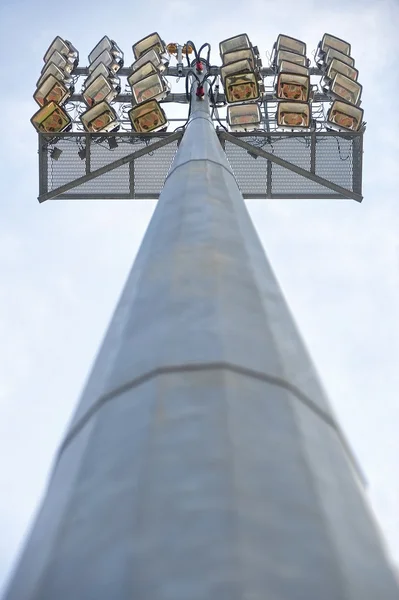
[83,74,119,107]
[221,59,253,82]
[131,49,166,72]
[327,58,358,81]
[220,34,251,58]
[44,37,70,63]
[277,102,310,128]
[89,50,121,73]
[279,60,309,75]
[34,75,71,107]
[83,63,111,90]
[321,34,351,56]
[222,48,256,68]
[131,73,167,104]
[89,36,113,64]
[31,101,72,133]
[227,103,261,130]
[37,63,70,88]
[128,61,158,87]
[42,50,74,74]
[331,73,362,105]
[80,101,119,132]
[277,73,310,102]
[276,34,306,56]
[327,100,363,131]
[133,33,165,59]
[325,48,355,67]
[129,99,167,132]
[276,50,308,67]
[224,72,260,103]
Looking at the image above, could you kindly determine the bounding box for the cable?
[185,40,198,67]
[197,43,211,66]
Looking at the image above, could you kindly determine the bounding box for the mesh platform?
[38,131,363,202]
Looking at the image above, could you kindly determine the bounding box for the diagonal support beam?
[219,131,363,203]
[38,131,182,203]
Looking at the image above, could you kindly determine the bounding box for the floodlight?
[37,64,73,91]
[279,60,309,76]
[320,34,351,56]
[329,73,362,105]
[327,100,364,131]
[34,75,72,107]
[89,50,122,74]
[227,103,261,131]
[128,99,168,132]
[224,73,260,103]
[31,101,72,133]
[220,59,253,83]
[130,72,169,105]
[277,73,310,102]
[128,61,158,87]
[50,147,62,161]
[89,36,123,64]
[222,48,256,69]
[324,48,355,68]
[42,50,75,75]
[44,37,78,66]
[83,74,120,107]
[80,101,119,132]
[220,34,251,59]
[133,33,165,59]
[275,34,306,56]
[276,102,310,128]
[83,63,120,91]
[325,58,358,82]
[131,48,168,73]
[276,50,309,68]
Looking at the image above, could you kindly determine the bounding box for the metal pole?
[4,79,399,600]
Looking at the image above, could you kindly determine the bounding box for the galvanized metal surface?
[5,91,397,599]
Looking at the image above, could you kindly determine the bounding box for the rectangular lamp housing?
[320,33,351,56]
[279,60,309,75]
[131,72,169,105]
[330,72,362,105]
[324,47,355,68]
[133,33,165,59]
[129,99,168,132]
[222,48,256,69]
[44,37,78,65]
[31,101,71,133]
[89,36,123,64]
[224,71,260,103]
[34,75,71,107]
[220,34,251,59]
[277,72,310,102]
[131,49,167,73]
[227,103,261,131]
[276,34,306,56]
[80,101,119,132]
[83,74,120,107]
[327,100,363,131]
[326,58,358,82]
[277,101,310,128]
[276,49,308,68]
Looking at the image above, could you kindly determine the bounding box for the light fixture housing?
[275,49,309,68]
[224,72,260,103]
[320,34,351,56]
[133,33,165,59]
[277,72,310,102]
[130,72,169,105]
[41,50,75,75]
[83,74,120,107]
[44,37,78,66]
[128,61,158,87]
[325,58,358,82]
[275,34,306,56]
[220,34,251,60]
[227,103,261,131]
[80,101,119,132]
[220,59,254,83]
[327,100,364,131]
[34,75,72,107]
[89,36,123,64]
[83,63,120,91]
[329,73,362,105]
[31,101,72,133]
[131,48,168,73]
[222,48,256,69]
[278,60,309,76]
[324,47,355,68]
[276,102,311,128]
[37,63,72,90]
[89,50,123,74]
[128,99,168,132]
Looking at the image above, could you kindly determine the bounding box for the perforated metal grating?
[39,131,362,202]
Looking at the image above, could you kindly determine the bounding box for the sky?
[0,0,399,594]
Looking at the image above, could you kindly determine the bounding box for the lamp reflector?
[227,103,261,131]
[80,101,119,132]
[224,72,260,103]
[330,73,362,105]
[326,58,358,82]
[133,33,165,59]
[321,34,351,56]
[222,48,256,69]
[83,63,119,90]
[279,60,309,75]
[37,63,71,89]
[131,72,168,105]
[44,37,78,65]
[220,59,253,83]
[327,100,363,131]
[42,50,74,75]
[276,50,308,68]
[128,61,158,87]
[277,73,310,102]
[83,74,120,107]
[277,102,310,128]
[220,34,251,59]
[89,36,123,64]
[324,48,355,67]
[34,75,71,107]
[276,34,306,56]
[89,50,122,74]
[131,49,167,73]
[31,101,72,133]
[128,99,168,132]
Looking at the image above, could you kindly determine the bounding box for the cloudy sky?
[0,0,398,594]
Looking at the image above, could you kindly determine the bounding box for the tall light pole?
[4,35,399,600]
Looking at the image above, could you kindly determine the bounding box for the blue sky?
[0,0,399,594]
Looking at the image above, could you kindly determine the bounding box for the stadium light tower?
[4,33,399,600]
